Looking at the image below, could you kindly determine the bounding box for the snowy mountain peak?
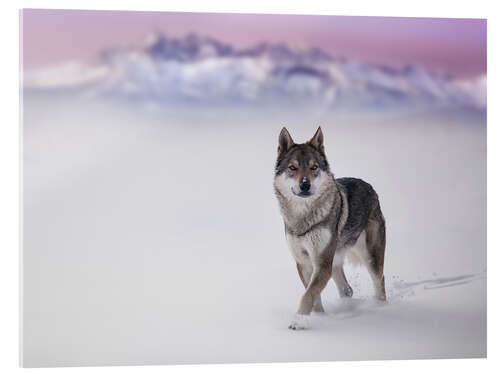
[23,33,486,111]
[145,32,235,61]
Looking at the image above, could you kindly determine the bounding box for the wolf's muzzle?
[299,178,311,193]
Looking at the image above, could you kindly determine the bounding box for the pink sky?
[21,9,486,77]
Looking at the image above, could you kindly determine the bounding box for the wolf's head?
[274,127,332,200]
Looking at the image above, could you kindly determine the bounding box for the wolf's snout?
[299,178,311,193]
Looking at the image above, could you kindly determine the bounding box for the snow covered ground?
[22,93,486,367]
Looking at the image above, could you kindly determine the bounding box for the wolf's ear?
[278,127,294,156]
[308,126,324,153]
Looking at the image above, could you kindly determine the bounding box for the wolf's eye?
[288,165,297,171]
[311,165,318,171]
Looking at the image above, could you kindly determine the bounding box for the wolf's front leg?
[297,265,332,315]
[289,264,332,330]
[332,265,353,298]
[296,263,325,313]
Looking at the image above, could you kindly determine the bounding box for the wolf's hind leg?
[365,212,387,301]
[297,263,324,313]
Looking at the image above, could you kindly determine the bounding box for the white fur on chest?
[286,227,332,266]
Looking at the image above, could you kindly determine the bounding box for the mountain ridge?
[23,32,486,111]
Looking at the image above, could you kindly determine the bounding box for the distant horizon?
[21,9,486,78]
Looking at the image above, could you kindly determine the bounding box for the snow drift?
[21,93,486,366]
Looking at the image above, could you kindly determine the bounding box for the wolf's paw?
[288,314,309,330]
[342,286,353,298]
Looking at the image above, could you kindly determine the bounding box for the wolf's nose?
[299,179,311,192]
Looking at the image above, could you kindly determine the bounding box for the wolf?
[274,127,386,330]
